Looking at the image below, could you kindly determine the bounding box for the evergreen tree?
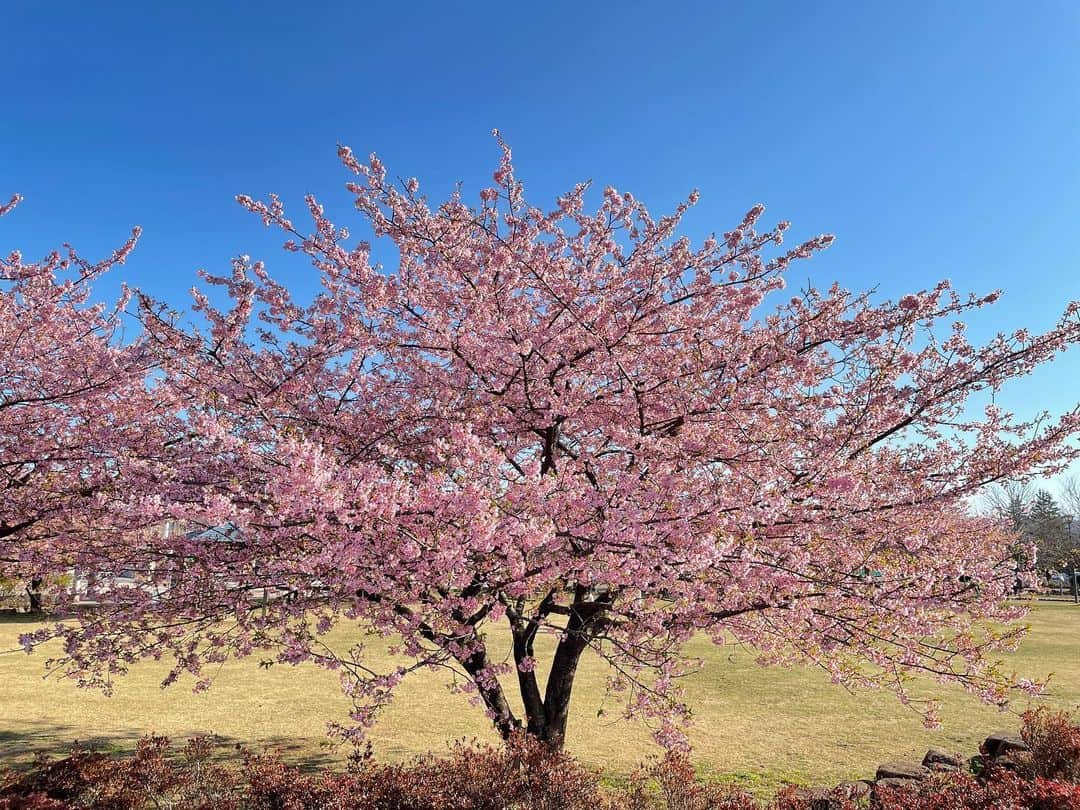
[1027,490,1070,569]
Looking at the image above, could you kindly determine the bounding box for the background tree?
[1062,473,1080,516]
[978,481,1040,595]
[980,481,1035,575]
[24,140,1080,750]
[980,481,1032,531]
[1061,474,1080,531]
[980,483,1080,599]
[1041,480,1080,601]
[1025,491,1070,567]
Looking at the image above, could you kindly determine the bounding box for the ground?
[1,602,1077,794]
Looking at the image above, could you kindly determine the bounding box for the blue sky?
[3,1,1078,489]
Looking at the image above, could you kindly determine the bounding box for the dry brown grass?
[2,601,1078,792]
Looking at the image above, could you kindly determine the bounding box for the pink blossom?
[7,133,1079,750]
[825,475,858,493]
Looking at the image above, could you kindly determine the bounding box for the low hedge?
[3,709,1079,809]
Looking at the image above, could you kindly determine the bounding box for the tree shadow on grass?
[0,722,343,772]
[0,612,56,627]
[0,723,136,763]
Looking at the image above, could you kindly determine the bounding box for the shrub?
[0,795,73,810]
[4,731,1080,810]
[240,733,607,810]
[621,752,761,810]
[1020,708,1080,782]
[0,736,235,810]
[871,770,1080,810]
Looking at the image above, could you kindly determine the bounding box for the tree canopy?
[7,139,1080,748]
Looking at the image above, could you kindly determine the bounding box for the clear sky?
[3,1,1078,488]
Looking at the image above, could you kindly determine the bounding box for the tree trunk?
[538,630,589,749]
[510,617,547,738]
[460,646,521,739]
[25,578,43,613]
[517,585,610,750]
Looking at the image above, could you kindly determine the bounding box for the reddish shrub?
[0,736,235,810]
[3,731,1080,810]
[623,751,761,810]
[239,733,606,810]
[1021,708,1080,782]
[871,770,1080,810]
[0,750,115,806]
[0,796,74,810]
[241,753,335,810]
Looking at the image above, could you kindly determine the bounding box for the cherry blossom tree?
[25,137,1080,750]
[0,195,163,612]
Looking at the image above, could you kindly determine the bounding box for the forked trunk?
[535,630,589,749]
[472,587,609,749]
[511,588,605,750]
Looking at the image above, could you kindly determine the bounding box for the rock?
[929,761,959,772]
[835,780,872,800]
[982,731,1029,758]
[922,748,962,769]
[789,787,840,810]
[875,760,930,781]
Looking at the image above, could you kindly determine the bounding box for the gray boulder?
[876,760,930,781]
[835,781,872,800]
[922,748,962,770]
[983,731,1029,759]
[789,787,841,810]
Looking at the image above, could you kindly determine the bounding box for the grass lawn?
[1,601,1078,793]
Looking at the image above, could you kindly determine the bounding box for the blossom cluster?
[4,137,1079,748]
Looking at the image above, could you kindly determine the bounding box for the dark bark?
[511,585,611,750]
[510,615,546,737]
[26,577,43,613]
[361,583,607,750]
[538,623,590,748]
[356,588,522,737]
[459,646,520,738]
